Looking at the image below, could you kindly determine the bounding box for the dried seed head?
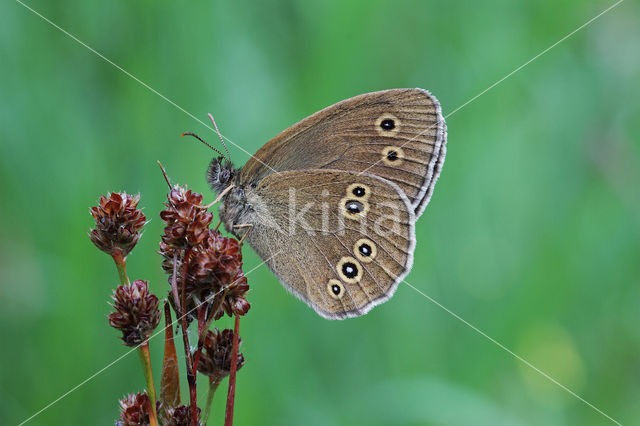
[188,230,243,286]
[164,405,201,426]
[213,269,250,320]
[159,186,213,252]
[196,328,245,383]
[116,392,151,426]
[89,192,146,259]
[109,280,161,346]
[166,230,249,322]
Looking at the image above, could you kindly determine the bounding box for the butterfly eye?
[337,257,362,283]
[327,279,344,300]
[354,238,377,263]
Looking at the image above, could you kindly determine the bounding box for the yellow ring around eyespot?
[345,183,371,201]
[375,113,401,136]
[381,145,405,166]
[339,197,369,221]
[327,279,345,300]
[336,256,363,284]
[354,238,377,263]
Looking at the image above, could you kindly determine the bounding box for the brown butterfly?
[205,89,446,319]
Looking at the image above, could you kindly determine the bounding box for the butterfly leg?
[233,223,253,245]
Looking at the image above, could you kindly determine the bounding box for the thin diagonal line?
[355,0,624,179]
[13,0,277,175]
[402,279,622,425]
[17,253,277,426]
[444,0,624,119]
[296,0,626,198]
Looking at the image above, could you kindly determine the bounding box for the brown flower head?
[109,280,161,346]
[116,392,151,426]
[213,269,250,320]
[89,192,146,259]
[166,230,249,322]
[196,328,245,383]
[159,186,212,255]
[164,405,201,426]
[188,230,242,286]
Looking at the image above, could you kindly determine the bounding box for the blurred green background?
[1,1,639,425]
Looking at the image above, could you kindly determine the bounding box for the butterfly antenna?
[208,113,231,164]
[181,132,227,159]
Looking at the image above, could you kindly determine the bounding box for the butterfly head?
[207,156,236,194]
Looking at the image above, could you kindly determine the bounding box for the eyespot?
[345,200,364,213]
[340,196,369,220]
[346,183,370,200]
[337,257,362,283]
[380,119,395,130]
[354,238,377,263]
[382,146,405,166]
[375,114,400,136]
[327,279,344,300]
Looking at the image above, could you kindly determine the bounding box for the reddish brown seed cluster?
[89,192,146,259]
[116,392,152,426]
[109,280,162,346]
[159,186,250,322]
[160,186,213,251]
[164,405,201,426]
[197,328,245,383]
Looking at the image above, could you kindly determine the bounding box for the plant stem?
[174,249,199,426]
[139,342,159,426]
[224,315,240,426]
[112,251,130,286]
[193,291,226,373]
[203,378,220,425]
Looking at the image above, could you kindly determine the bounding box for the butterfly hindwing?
[241,169,415,319]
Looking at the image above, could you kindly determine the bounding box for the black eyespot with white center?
[354,238,377,263]
[337,257,362,282]
[380,118,395,130]
[352,186,366,197]
[359,243,372,257]
[342,262,358,279]
[345,200,364,213]
[327,279,345,299]
[381,145,405,166]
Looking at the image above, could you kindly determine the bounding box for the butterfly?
[205,89,446,319]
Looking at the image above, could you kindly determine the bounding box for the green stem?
[139,342,159,426]
[112,251,130,286]
[203,379,220,425]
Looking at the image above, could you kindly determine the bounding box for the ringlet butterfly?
[197,89,446,319]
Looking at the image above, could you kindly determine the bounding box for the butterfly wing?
[242,169,415,319]
[239,88,447,217]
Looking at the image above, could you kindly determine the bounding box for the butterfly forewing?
[239,88,447,217]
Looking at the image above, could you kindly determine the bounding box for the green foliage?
[1,1,638,424]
